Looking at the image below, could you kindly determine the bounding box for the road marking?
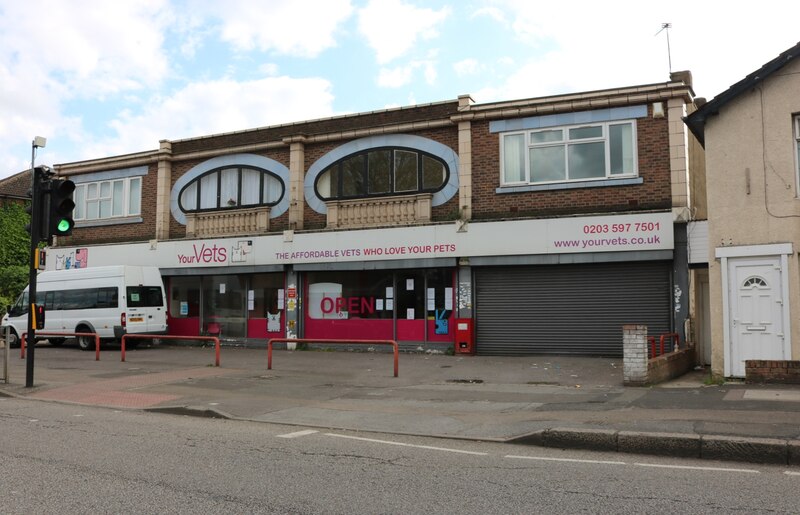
[785,471,800,476]
[634,463,759,474]
[506,455,626,465]
[325,433,488,455]
[277,429,319,439]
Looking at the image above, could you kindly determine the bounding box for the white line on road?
[634,463,760,474]
[325,433,489,455]
[505,455,626,465]
[277,429,319,439]
[784,471,800,476]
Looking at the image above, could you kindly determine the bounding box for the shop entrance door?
[395,271,425,341]
[202,275,246,338]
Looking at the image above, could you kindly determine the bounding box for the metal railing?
[120,334,220,366]
[267,338,399,377]
[22,332,101,361]
[649,333,681,358]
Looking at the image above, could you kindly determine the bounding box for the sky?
[0,0,797,179]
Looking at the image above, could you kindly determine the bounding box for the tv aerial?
[655,22,673,73]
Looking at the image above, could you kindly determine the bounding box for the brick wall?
[62,163,159,245]
[470,110,672,220]
[746,360,800,384]
[647,347,696,385]
[623,324,696,386]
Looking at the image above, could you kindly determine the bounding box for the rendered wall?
[704,58,800,377]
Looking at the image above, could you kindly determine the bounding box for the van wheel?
[48,338,66,347]
[76,334,94,351]
[6,329,20,348]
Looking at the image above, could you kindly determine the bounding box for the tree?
[0,202,32,313]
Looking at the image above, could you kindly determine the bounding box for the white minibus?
[2,265,168,350]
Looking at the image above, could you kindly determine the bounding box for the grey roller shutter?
[475,261,671,357]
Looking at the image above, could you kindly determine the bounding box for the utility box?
[454,318,475,355]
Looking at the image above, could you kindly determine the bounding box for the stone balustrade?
[326,193,432,229]
[186,206,270,237]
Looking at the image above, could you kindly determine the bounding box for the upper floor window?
[795,115,800,188]
[315,148,448,200]
[74,176,141,221]
[178,166,283,213]
[501,120,637,186]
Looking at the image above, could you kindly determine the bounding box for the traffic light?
[33,304,46,330]
[24,166,50,245]
[46,178,76,242]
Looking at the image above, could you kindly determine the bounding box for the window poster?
[376,299,385,310]
[386,299,394,310]
[406,278,414,290]
[386,287,394,298]
[445,287,453,310]
[406,308,415,320]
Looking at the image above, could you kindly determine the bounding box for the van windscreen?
[127,286,164,308]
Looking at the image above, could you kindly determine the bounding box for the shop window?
[178,166,284,213]
[307,271,394,320]
[306,269,453,322]
[315,148,448,201]
[501,120,637,186]
[170,276,200,318]
[251,273,284,317]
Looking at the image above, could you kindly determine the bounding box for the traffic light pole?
[25,152,42,387]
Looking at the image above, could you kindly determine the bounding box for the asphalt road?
[2,397,800,514]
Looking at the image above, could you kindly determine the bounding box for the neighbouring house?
[685,41,800,378]
[46,73,699,356]
[0,169,31,207]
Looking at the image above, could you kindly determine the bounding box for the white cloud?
[453,58,480,76]
[357,0,451,64]
[198,0,354,57]
[471,6,507,24]
[0,0,173,172]
[78,77,336,159]
[378,65,415,88]
[378,57,438,88]
[478,0,800,100]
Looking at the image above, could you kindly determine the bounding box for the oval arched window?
[315,147,448,200]
[178,166,284,213]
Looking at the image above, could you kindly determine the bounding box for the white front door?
[727,256,786,376]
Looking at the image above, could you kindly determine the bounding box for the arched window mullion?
[215,170,221,209]
[236,167,242,207]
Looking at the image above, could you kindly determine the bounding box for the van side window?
[127,286,164,308]
[47,287,119,310]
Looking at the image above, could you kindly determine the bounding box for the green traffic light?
[56,218,71,233]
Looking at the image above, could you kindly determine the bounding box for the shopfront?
[47,211,677,352]
[166,271,285,339]
[303,268,455,343]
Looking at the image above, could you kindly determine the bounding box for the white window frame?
[794,115,800,197]
[74,176,142,221]
[500,120,638,186]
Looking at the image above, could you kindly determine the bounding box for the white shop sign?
[47,212,673,271]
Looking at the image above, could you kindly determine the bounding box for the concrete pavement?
[2,341,799,466]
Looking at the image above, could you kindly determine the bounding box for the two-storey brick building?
[49,73,698,357]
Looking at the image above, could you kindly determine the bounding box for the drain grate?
[446,379,484,384]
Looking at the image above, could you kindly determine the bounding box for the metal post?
[25,139,45,387]
[3,325,9,383]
